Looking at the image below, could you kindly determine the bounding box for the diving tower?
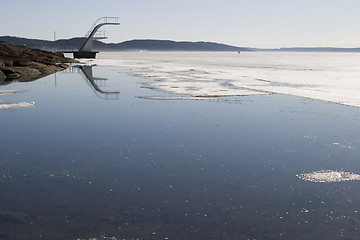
[73,17,120,59]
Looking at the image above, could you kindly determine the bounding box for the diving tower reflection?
[78,66,120,100]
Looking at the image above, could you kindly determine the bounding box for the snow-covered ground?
[83,51,360,107]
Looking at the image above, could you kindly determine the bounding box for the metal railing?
[93,30,106,39]
[85,17,119,38]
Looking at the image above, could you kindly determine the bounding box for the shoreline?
[0,42,76,109]
[0,41,76,85]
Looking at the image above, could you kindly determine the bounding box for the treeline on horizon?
[0,36,250,52]
[1,36,360,52]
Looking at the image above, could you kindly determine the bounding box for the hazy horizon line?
[1,35,360,50]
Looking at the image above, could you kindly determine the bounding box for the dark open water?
[1,66,360,239]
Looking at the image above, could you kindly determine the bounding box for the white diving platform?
[73,17,120,59]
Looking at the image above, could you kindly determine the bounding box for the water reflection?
[58,66,120,100]
[1,65,360,240]
[79,66,120,100]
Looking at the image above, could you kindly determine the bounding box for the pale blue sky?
[1,0,360,48]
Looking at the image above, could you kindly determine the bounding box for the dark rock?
[13,60,32,67]
[0,69,6,83]
[1,68,19,78]
[0,41,77,84]
[2,59,13,67]
[6,72,21,80]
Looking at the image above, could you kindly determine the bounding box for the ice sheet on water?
[297,170,360,183]
[0,90,24,96]
[86,52,360,106]
[0,90,35,109]
[0,102,35,110]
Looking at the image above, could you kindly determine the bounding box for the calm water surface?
[0,66,360,239]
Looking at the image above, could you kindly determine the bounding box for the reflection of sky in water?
[0,66,360,239]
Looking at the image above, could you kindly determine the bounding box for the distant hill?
[110,40,250,52]
[0,36,102,52]
[0,36,250,52]
[2,36,359,52]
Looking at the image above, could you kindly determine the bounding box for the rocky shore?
[0,41,75,85]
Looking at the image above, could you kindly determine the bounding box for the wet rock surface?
[0,41,76,85]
